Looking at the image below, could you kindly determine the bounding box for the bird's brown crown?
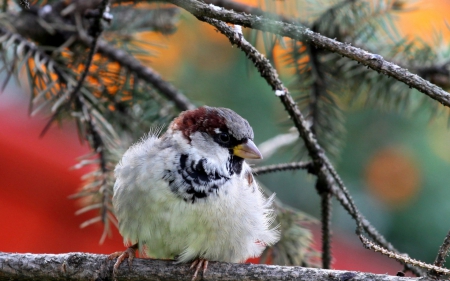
[171,106,254,142]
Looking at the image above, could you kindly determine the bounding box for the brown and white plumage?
[112,106,279,277]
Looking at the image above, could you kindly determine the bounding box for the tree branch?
[164,0,450,108]
[0,252,431,281]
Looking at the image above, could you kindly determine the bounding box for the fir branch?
[81,96,110,238]
[164,0,450,109]
[0,27,68,83]
[40,0,110,135]
[293,41,345,158]
[5,1,194,112]
[252,161,312,175]
[70,93,123,242]
[191,14,425,276]
[0,252,429,281]
[0,26,75,120]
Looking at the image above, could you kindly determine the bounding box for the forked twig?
[430,230,450,275]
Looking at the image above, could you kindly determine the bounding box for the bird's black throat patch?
[162,154,232,203]
[227,153,244,175]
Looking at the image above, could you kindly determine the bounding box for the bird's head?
[168,106,262,166]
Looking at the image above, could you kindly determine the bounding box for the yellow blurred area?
[365,147,421,208]
[397,0,450,42]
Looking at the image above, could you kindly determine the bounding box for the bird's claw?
[108,244,138,276]
[190,258,208,281]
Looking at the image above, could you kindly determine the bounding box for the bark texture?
[0,252,430,281]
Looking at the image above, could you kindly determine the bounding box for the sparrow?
[110,106,279,279]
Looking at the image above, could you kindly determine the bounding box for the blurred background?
[1,0,450,275]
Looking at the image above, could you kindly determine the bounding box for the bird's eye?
[218,133,230,143]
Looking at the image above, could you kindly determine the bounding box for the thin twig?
[432,230,450,270]
[317,179,332,269]
[252,161,312,175]
[359,235,450,275]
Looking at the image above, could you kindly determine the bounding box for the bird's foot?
[108,243,138,275]
[190,258,208,281]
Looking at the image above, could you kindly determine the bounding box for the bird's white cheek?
[185,132,230,170]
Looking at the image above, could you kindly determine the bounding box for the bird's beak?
[233,139,263,159]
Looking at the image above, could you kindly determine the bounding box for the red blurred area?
[0,105,123,254]
[0,104,407,275]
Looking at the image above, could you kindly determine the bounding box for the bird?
[109,106,279,280]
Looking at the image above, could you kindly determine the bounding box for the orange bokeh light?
[365,147,421,208]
